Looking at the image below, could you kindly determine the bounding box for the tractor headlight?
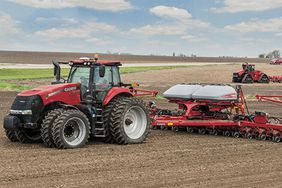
[10,110,32,115]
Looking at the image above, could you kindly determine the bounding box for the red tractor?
[232,63,269,83]
[3,57,157,149]
[269,59,282,65]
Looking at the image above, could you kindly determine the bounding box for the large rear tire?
[109,97,150,144]
[5,129,18,142]
[41,108,63,148]
[15,128,42,143]
[102,98,120,143]
[52,109,90,149]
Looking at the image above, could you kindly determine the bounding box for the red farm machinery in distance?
[269,59,282,65]
[232,63,269,83]
[150,84,282,143]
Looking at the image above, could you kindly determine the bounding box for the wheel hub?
[125,119,133,126]
[62,117,86,146]
[64,125,75,138]
[123,106,147,140]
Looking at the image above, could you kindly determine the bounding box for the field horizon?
[0,50,269,64]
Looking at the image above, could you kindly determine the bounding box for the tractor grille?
[12,96,34,110]
[11,95,44,123]
[232,73,241,82]
[233,73,239,77]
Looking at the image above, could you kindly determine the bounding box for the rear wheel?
[186,127,194,133]
[198,128,206,135]
[232,132,240,138]
[109,97,150,144]
[246,133,253,140]
[211,129,218,136]
[242,74,253,83]
[258,133,267,141]
[273,135,281,143]
[5,129,18,142]
[102,98,120,143]
[41,108,63,148]
[52,109,90,149]
[224,131,231,137]
[15,128,42,143]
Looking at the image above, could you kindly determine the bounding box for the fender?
[102,87,133,106]
[59,104,80,111]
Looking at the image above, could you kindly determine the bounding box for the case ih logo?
[64,87,77,92]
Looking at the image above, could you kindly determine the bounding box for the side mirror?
[99,65,105,77]
[52,61,62,84]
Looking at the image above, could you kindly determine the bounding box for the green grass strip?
[0,66,189,80]
[0,82,33,91]
[0,66,189,91]
[0,68,70,80]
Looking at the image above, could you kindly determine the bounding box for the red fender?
[102,87,133,106]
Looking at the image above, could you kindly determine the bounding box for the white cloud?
[212,0,282,13]
[225,17,282,33]
[7,0,133,12]
[130,24,188,36]
[181,35,207,42]
[0,11,21,37]
[150,6,192,21]
[130,5,211,36]
[35,21,116,39]
[86,37,112,45]
[130,19,211,36]
[35,17,78,24]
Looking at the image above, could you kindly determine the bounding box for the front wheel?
[41,108,63,148]
[5,129,18,142]
[52,109,90,149]
[109,97,150,144]
[15,128,42,143]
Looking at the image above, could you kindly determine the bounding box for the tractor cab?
[242,63,255,73]
[54,57,121,102]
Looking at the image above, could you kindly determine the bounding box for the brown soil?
[1,63,282,187]
[0,50,268,64]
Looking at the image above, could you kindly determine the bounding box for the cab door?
[94,66,120,102]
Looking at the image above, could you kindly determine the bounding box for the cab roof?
[69,59,121,66]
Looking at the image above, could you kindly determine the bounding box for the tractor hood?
[234,70,245,76]
[18,83,81,105]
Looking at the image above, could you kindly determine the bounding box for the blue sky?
[0,0,282,57]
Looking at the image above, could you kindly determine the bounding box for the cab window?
[94,66,112,90]
[112,66,121,85]
[68,67,90,87]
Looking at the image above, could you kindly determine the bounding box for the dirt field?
[0,50,268,64]
[1,63,282,187]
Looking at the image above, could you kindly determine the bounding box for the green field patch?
[0,66,189,80]
[0,68,70,80]
[0,82,33,91]
[0,66,190,91]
